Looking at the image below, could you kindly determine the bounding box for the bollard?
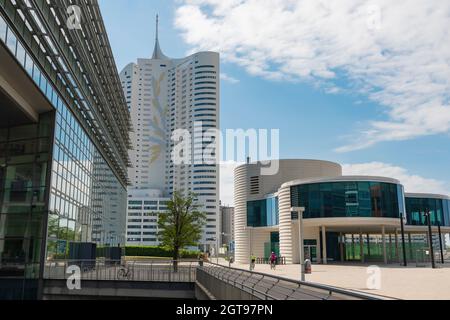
[304,259,312,274]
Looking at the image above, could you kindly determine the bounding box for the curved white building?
[234,160,343,263]
[121,17,220,250]
[234,160,450,265]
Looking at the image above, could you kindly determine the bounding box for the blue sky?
[99,0,450,204]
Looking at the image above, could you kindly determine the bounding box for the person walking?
[270,252,278,270]
[250,253,256,271]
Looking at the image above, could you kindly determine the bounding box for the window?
[247,197,279,227]
[0,15,7,42]
[6,27,17,54]
[291,182,403,219]
[405,197,447,227]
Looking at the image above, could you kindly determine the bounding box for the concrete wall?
[42,280,195,300]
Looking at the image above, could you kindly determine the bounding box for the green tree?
[157,192,206,271]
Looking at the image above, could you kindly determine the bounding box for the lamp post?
[400,212,408,267]
[291,207,306,282]
[424,209,436,269]
[216,232,231,264]
[246,227,254,271]
[215,236,219,264]
[438,221,445,264]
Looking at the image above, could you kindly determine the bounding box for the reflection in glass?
[291,181,403,219]
[405,197,448,227]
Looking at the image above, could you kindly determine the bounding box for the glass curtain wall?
[46,89,127,261]
[291,182,403,219]
[0,113,54,297]
[0,12,127,262]
[247,197,279,227]
[405,197,449,227]
[339,233,438,263]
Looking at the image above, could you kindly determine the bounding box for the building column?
[395,229,399,263]
[351,234,355,260]
[359,232,365,263]
[321,226,327,265]
[340,233,344,263]
[316,230,322,264]
[408,232,413,261]
[389,234,392,261]
[382,226,387,264]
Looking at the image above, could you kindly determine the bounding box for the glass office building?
[0,0,131,299]
[291,181,405,219]
[235,160,450,265]
[405,195,450,227]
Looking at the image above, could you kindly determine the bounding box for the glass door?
[304,239,318,263]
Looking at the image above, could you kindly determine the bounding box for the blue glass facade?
[446,200,450,227]
[0,5,127,300]
[405,197,450,227]
[247,197,279,227]
[291,181,404,219]
[47,104,127,260]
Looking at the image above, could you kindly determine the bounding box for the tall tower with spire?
[152,14,168,60]
[120,15,220,252]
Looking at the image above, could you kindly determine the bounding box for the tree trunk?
[173,246,179,273]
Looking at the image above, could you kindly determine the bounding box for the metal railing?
[198,262,386,300]
[256,257,287,265]
[44,259,198,283]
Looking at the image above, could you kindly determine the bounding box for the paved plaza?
[220,260,450,300]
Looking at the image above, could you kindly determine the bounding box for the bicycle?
[117,265,133,280]
[270,261,277,270]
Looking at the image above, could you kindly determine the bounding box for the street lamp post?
[424,209,436,269]
[438,221,445,264]
[216,236,219,264]
[216,232,231,264]
[291,207,306,282]
[246,227,254,271]
[400,212,408,267]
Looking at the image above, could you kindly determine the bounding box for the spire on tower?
[156,14,159,42]
[152,14,168,60]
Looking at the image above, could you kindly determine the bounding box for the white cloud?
[220,73,240,84]
[175,0,450,151]
[343,162,450,195]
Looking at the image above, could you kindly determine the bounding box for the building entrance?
[304,240,318,263]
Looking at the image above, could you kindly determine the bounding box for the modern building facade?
[126,189,169,246]
[120,17,220,251]
[220,205,234,248]
[234,160,450,265]
[0,1,131,299]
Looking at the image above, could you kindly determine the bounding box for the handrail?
[200,264,280,300]
[199,262,386,300]
[43,259,198,283]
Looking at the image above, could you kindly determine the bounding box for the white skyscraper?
[120,17,220,251]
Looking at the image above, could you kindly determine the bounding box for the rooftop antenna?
[156,14,159,42]
[152,14,168,60]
